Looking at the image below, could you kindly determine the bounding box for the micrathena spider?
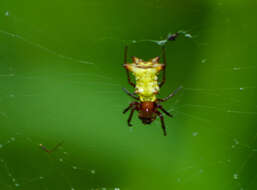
[123,35,182,136]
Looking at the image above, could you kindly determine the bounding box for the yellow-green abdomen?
[133,68,160,102]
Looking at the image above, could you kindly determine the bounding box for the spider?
[123,38,182,136]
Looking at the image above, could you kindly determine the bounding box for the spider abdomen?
[124,58,164,102]
[133,68,161,102]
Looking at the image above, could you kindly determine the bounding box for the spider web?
[0,0,257,190]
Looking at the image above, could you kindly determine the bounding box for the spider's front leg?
[123,102,138,127]
[124,46,135,87]
[156,110,167,136]
[159,46,166,87]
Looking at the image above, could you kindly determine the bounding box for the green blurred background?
[0,0,257,189]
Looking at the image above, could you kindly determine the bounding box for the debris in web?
[128,30,193,46]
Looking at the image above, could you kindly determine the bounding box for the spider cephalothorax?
[122,37,182,136]
[138,101,156,124]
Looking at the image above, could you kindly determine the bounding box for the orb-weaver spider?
[123,38,182,136]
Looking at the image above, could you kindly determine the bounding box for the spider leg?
[122,88,139,100]
[156,111,167,136]
[124,46,128,63]
[124,46,135,87]
[123,102,136,113]
[123,102,138,126]
[158,85,183,102]
[157,104,173,117]
[122,102,138,113]
[127,107,136,127]
[159,46,166,87]
[123,105,131,114]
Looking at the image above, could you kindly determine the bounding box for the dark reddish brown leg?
[122,88,139,100]
[157,104,173,117]
[123,102,138,126]
[124,46,135,87]
[123,105,131,114]
[158,86,183,102]
[156,111,167,136]
[159,46,166,87]
[123,102,137,114]
[127,107,136,126]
